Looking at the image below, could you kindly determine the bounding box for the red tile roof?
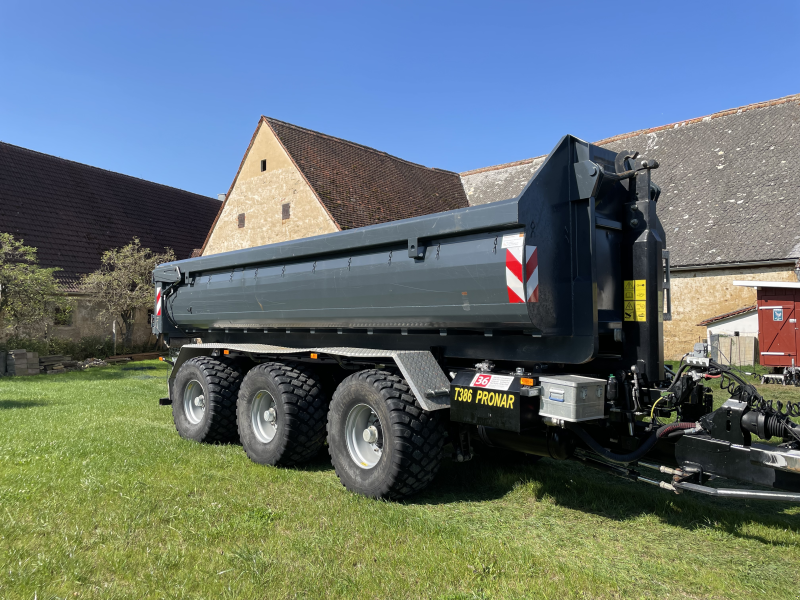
[0,142,221,290]
[202,117,469,250]
[697,305,757,327]
[264,118,470,230]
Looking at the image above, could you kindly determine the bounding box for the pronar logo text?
[475,390,515,409]
[452,387,515,409]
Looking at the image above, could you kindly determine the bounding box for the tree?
[81,238,175,348]
[0,233,70,336]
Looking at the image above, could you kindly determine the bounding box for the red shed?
[734,281,800,368]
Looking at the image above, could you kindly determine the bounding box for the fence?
[709,334,759,367]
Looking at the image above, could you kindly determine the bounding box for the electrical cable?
[649,397,664,424]
[566,422,696,465]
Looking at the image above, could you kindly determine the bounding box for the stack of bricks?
[7,350,41,376]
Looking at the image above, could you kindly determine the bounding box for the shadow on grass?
[240,438,800,543]
[410,452,800,544]
[0,399,46,409]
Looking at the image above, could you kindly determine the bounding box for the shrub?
[0,335,154,361]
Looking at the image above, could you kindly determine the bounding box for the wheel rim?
[183,379,205,425]
[345,403,383,469]
[251,390,278,443]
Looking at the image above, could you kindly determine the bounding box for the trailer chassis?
[162,343,800,502]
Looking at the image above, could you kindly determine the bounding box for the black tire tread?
[239,361,327,466]
[174,356,241,443]
[328,369,445,499]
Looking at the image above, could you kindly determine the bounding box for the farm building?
[0,142,221,343]
[696,305,758,366]
[201,117,469,255]
[462,93,800,359]
[733,280,800,369]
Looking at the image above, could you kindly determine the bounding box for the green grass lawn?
[1,362,799,600]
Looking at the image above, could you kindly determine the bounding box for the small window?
[238,213,245,228]
[282,203,291,220]
[53,305,73,326]
[260,159,267,172]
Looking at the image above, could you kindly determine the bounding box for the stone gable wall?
[203,124,337,256]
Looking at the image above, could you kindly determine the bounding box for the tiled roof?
[264,118,469,230]
[459,93,800,268]
[697,305,757,326]
[0,142,220,290]
[461,156,545,206]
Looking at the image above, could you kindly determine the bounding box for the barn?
[201,117,469,256]
[0,142,220,343]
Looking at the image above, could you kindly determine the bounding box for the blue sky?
[1,1,798,198]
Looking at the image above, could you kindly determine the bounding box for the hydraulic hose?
[566,422,697,465]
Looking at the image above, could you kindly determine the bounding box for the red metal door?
[758,290,795,367]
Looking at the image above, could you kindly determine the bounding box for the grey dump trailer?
[153,135,800,501]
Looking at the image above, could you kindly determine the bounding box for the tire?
[327,369,445,499]
[237,362,328,467]
[172,356,242,443]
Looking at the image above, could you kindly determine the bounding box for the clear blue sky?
[1,1,798,198]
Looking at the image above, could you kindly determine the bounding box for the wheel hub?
[252,390,278,443]
[183,380,205,425]
[345,404,383,469]
[363,425,378,444]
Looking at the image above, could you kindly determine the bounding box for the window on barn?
[282,203,291,220]
[238,213,245,228]
[54,305,73,326]
[260,159,267,172]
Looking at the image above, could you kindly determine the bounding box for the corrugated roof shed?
[263,117,470,230]
[0,142,221,289]
[460,94,800,268]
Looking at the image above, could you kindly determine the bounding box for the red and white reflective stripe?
[506,245,540,304]
[155,287,162,316]
[526,245,538,302]
[505,247,525,303]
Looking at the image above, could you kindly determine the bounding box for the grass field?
[1,361,799,600]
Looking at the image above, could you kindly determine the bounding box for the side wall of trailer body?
[153,135,666,380]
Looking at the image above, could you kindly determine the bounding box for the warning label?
[624,301,635,321]
[623,280,634,301]
[501,233,524,249]
[624,301,647,322]
[635,279,646,300]
[623,280,647,322]
[635,301,646,322]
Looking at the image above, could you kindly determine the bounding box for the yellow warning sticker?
[635,301,646,322]
[624,301,635,321]
[623,280,635,301]
[624,280,647,321]
[635,279,646,300]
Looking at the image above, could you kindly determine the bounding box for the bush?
[0,336,154,361]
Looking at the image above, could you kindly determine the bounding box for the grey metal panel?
[166,228,531,331]
[156,198,520,277]
[169,343,451,411]
[392,351,451,411]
